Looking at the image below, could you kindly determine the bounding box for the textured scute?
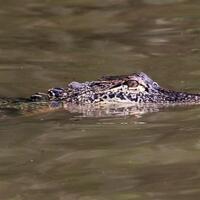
[68,81,89,89]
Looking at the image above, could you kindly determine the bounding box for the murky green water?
[1,0,200,199]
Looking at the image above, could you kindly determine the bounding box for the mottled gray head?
[65,72,162,104]
[46,72,200,105]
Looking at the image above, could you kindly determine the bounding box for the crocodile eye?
[124,80,139,87]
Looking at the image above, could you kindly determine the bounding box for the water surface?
[1,0,200,199]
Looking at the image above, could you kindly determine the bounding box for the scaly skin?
[0,72,200,117]
[45,72,200,105]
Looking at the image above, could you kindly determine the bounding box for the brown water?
[1,0,200,199]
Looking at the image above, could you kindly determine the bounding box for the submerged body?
[1,72,200,117]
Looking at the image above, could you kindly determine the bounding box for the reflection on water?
[1,0,200,199]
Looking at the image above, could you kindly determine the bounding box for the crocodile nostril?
[48,88,64,98]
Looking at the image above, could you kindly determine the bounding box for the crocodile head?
[47,72,163,104]
[46,72,200,105]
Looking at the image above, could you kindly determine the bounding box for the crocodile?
[0,72,200,117]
